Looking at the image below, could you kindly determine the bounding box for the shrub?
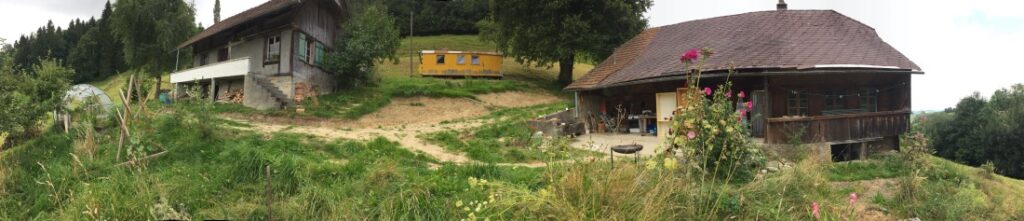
[667,48,765,181]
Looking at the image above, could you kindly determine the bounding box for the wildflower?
[664,158,678,170]
[704,87,712,96]
[746,101,753,109]
[645,159,658,170]
[738,91,746,99]
[687,131,696,139]
[812,202,820,219]
[849,193,858,204]
[680,48,700,63]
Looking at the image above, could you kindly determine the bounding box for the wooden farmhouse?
[566,7,922,160]
[170,0,347,110]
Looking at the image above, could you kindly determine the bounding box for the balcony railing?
[765,110,910,144]
[170,57,251,83]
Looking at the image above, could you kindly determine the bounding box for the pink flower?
[746,101,753,109]
[726,91,732,98]
[680,49,699,63]
[703,87,712,96]
[686,131,696,139]
[738,91,746,99]
[812,202,820,219]
[849,193,858,205]
[740,109,747,117]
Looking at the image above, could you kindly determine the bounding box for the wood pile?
[219,89,244,103]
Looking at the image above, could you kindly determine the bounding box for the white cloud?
[646,0,1024,111]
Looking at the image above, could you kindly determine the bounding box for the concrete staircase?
[251,75,294,108]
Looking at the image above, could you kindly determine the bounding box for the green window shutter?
[298,34,308,62]
[315,42,324,66]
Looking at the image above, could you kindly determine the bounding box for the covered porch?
[170,57,251,102]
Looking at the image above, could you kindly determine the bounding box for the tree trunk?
[558,54,575,86]
[155,75,162,94]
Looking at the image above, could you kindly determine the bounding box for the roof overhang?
[566,67,923,92]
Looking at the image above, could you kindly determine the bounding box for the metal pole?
[405,8,409,77]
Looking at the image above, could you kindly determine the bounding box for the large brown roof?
[567,10,921,91]
[178,0,302,49]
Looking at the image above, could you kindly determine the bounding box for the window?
[859,88,878,111]
[314,42,325,66]
[217,47,229,62]
[471,55,480,65]
[436,55,445,64]
[787,90,809,116]
[266,35,281,62]
[457,55,466,64]
[200,53,209,66]
[824,89,847,111]
[297,33,308,62]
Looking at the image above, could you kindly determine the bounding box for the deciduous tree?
[112,0,196,92]
[324,5,401,89]
[479,0,652,85]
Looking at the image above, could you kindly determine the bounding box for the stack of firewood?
[219,89,244,103]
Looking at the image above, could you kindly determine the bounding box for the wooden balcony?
[765,110,910,144]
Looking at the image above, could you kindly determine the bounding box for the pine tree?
[214,0,221,23]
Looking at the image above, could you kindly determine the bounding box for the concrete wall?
[243,74,281,110]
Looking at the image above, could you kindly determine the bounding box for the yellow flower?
[664,158,679,170]
[456,200,463,208]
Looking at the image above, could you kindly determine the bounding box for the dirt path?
[221,92,565,167]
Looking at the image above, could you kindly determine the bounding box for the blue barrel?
[159,93,171,104]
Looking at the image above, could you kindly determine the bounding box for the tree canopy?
[923,84,1024,178]
[10,1,126,84]
[324,5,401,89]
[0,58,74,142]
[112,0,197,91]
[480,0,652,85]
[382,0,490,36]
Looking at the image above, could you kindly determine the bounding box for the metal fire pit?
[610,144,643,166]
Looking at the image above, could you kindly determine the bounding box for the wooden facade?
[576,71,914,145]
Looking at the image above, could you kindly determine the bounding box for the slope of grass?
[303,76,525,119]
[3,99,1024,220]
[423,102,601,163]
[218,34,593,119]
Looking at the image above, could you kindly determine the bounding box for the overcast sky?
[2,0,1023,111]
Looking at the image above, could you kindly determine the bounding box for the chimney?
[777,0,788,10]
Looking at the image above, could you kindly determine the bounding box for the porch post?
[764,76,771,143]
[210,78,217,103]
[574,92,580,118]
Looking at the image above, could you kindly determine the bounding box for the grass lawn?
[3,99,1024,219]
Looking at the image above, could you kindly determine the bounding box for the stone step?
[252,75,294,107]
